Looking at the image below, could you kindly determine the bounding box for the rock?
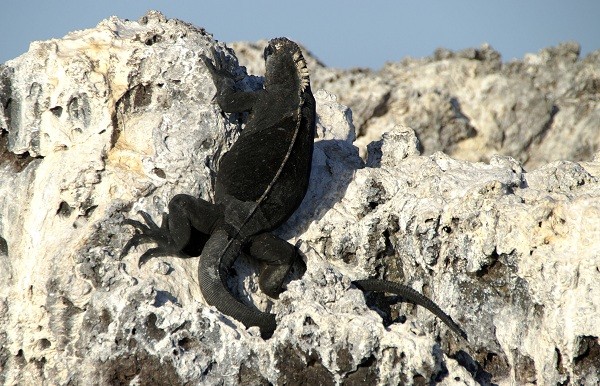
[1,10,600,385]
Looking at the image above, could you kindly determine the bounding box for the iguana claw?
[121,211,180,265]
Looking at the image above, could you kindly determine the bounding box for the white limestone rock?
[1,11,600,386]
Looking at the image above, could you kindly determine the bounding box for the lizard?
[121,37,467,340]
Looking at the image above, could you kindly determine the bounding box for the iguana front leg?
[200,47,265,113]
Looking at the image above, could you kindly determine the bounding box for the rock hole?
[341,251,357,264]
[303,316,316,326]
[514,351,536,383]
[153,290,180,307]
[38,338,51,350]
[412,374,426,386]
[50,106,63,117]
[555,347,566,374]
[178,337,195,351]
[145,34,161,46]
[481,351,510,379]
[153,168,166,178]
[84,205,97,217]
[0,236,7,256]
[56,201,73,217]
[201,361,215,377]
[172,320,192,334]
[574,335,600,367]
[382,229,395,257]
[343,355,379,385]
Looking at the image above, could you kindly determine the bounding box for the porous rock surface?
[1,11,599,385]
[233,40,600,169]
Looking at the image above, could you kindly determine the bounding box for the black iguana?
[122,38,467,340]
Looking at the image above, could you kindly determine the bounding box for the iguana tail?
[199,229,276,338]
[352,279,467,340]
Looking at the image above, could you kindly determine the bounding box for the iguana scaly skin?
[122,38,467,340]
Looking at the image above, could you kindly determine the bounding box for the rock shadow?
[276,138,364,240]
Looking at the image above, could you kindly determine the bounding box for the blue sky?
[1,1,599,69]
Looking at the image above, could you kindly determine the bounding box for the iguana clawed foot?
[200,47,236,81]
[121,211,184,267]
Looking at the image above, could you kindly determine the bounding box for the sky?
[1,1,599,69]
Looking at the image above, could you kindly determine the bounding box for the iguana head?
[263,37,310,92]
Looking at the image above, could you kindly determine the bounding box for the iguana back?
[215,38,316,237]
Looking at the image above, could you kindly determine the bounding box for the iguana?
[122,38,467,340]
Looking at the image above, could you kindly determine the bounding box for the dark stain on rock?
[134,84,153,108]
[513,350,536,384]
[0,130,38,172]
[481,351,510,383]
[101,343,187,386]
[144,313,166,342]
[46,291,85,350]
[336,347,354,374]
[238,361,271,386]
[453,349,494,385]
[343,355,379,385]
[67,94,91,128]
[0,333,11,385]
[574,336,600,382]
[275,343,335,386]
[120,84,154,114]
[75,307,112,358]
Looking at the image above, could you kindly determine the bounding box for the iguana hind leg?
[199,229,277,338]
[248,233,299,298]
